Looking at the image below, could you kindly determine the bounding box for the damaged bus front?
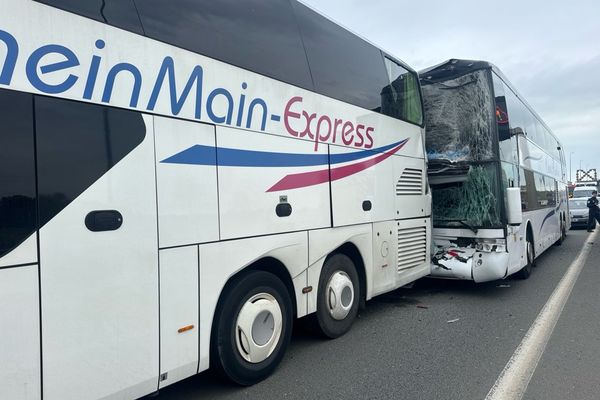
[420,60,536,282]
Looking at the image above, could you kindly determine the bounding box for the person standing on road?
[587,190,600,232]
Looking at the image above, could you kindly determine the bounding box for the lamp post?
[569,151,574,183]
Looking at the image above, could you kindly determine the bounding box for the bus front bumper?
[431,246,509,282]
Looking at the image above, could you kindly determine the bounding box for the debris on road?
[447,318,460,323]
[416,304,429,309]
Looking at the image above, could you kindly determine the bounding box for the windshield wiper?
[434,218,479,234]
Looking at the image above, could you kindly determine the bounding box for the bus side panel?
[158,246,199,389]
[330,145,395,227]
[216,126,330,240]
[198,232,308,372]
[155,117,220,247]
[40,116,159,400]
[393,155,428,219]
[0,265,41,400]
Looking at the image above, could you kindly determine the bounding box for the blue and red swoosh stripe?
[161,138,409,191]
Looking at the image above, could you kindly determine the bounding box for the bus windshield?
[421,69,495,162]
[430,163,502,229]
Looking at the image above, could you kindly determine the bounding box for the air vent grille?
[396,168,423,196]
[397,226,427,271]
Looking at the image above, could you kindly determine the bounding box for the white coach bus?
[0,1,431,399]
[420,59,569,282]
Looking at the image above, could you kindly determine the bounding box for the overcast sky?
[304,0,600,182]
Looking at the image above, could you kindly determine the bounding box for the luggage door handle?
[85,210,123,232]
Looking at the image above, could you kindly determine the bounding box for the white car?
[569,197,590,227]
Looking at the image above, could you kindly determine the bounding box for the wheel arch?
[214,257,297,320]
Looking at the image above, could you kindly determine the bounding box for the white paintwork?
[329,145,396,227]
[39,116,159,400]
[0,2,430,398]
[0,234,37,268]
[486,230,598,400]
[371,221,398,296]
[198,232,308,372]
[0,265,40,400]
[506,225,526,276]
[506,187,523,225]
[217,126,330,240]
[472,252,510,282]
[159,246,199,389]
[393,156,429,220]
[155,117,219,247]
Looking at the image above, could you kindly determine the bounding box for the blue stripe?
[161,139,407,167]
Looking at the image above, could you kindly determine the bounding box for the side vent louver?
[397,226,427,272]
[396,168,423,196]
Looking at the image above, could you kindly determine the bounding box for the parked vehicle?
[569,198,590,228]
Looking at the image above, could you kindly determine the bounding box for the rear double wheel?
[315,253,360,339]
[211,271,292,385]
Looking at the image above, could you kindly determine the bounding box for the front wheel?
[211,271,293,385]
[516,234,534,279]
[315,253,360,339]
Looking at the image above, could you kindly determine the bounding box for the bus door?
[35,98,159,400]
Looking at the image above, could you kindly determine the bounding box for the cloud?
[303,0,600,179]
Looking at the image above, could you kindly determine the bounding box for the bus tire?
[516,234,535,279]
[555,220,566,246]
[315,253,360,339]
[211,270,292,386]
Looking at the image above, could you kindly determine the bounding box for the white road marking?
[485,230,598,400]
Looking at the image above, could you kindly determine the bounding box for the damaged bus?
[420,59,568,282]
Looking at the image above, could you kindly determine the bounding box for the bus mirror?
[506,187,523,225]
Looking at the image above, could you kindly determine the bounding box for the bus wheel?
[517,235,534,279]
[212,271,292,385]
[315,253,359,339]
[555,221,566,246]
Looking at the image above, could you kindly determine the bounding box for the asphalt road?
[156,228,595,400]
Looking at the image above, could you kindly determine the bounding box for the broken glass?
[432,164,501,228]
[422,69,495,162]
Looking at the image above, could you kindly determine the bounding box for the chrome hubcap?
[235,293,282,364]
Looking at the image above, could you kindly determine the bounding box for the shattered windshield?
[422,69,495,162]
[431,163,502,228]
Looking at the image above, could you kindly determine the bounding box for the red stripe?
[266,140,408,192]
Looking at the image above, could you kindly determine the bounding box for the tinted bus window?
[520,168,537,211]
[36,0,144,34]
[135,0,313,90]
[381,57,423,125]
[0,90,36,259]
[292,1,389,111]
[35,97,146,227]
